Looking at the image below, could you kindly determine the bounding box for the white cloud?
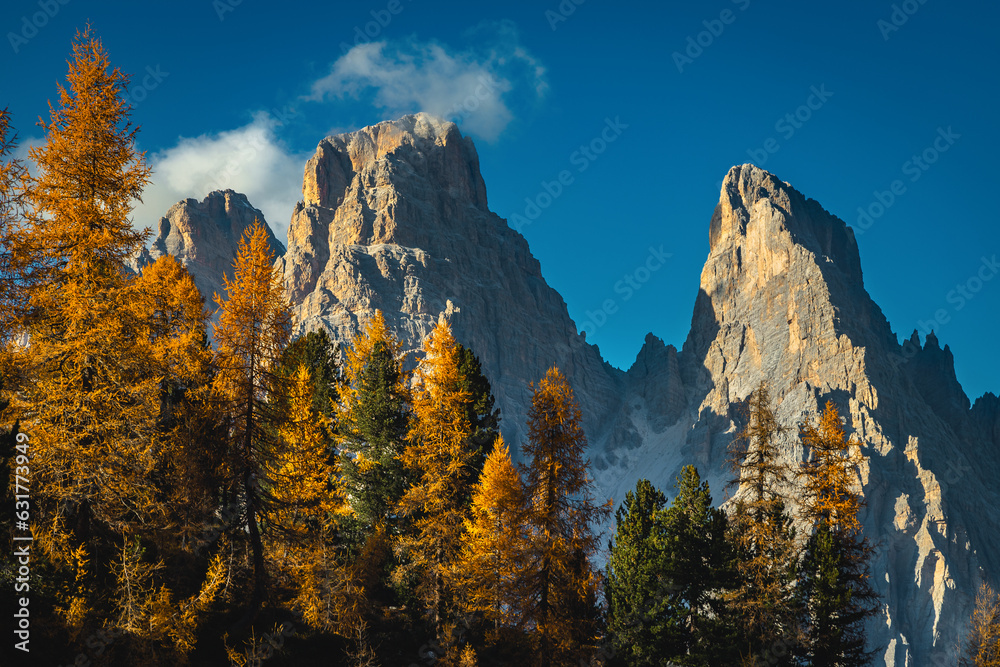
[11,137,43,179]
[309,22,547,142]
[133,112,308,244]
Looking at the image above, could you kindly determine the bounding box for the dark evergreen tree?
[725,383,801,665]
[796,521,876,666]
[338,338,411,531]
[658,466,737,666]
[607,470,737,667]
[455,343,500,501]
[606,478,675,666]
[277,328,340,419]
[796,402,879,666]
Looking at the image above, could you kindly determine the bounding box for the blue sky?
[2,0,998,400]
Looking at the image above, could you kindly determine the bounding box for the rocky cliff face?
[276,112,622,449]
[150,115,998,666]
[145,190,285,313]
[591,164,999,665]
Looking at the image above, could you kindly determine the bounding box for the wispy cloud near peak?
[308,22,547,142]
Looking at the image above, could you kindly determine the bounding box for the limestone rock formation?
[591,164,999,666]
[148,114,999,665]
[276,112,622,448]
[146,190,285,313]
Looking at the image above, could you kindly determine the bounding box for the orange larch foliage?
[521,366,610,667]
[268,363,361,635]
[396,318,477,640]
[11,28,223,661]
[963,583,1000,667]
[0,107,29,337]
[212,220,292,614]
[459,436,529,644]
[798,400,865,535]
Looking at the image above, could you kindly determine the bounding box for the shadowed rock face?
[276,112,623,450]
[596,163,999,666]
[146,189,285,316]
[148,117,999,665]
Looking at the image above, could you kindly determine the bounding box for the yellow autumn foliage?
[397,318,476,637]
[521,367,609,666]
[459,436,529,643]
[799,400,865,535]
[268,363,362,635]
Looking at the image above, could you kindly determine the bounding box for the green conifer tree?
[606,478,674,666]
[277,328,340,419]
[658,466,736,666]
[796,401,878,666]
[607,469,736,667]
[456,344,501,488]
[338,330,411,532]
[725,382,801,665]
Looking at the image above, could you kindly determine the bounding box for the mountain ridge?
[137,189,285,319]
[143,115,999,666]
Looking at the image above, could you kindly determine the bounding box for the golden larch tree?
[796,400,878,665]
[459,436,530,646]
[798,400,865,533]
[963,583,1000,667]
[0,108,29,338]
[724,382,800,664]
[129,255,225,557]
[18,25,158,544]
[213,220,292,616]
[11,28,224,661]
[268,363,362,634]
[396,318,478,644]
[130,254,212,392]
[521,366,610,667]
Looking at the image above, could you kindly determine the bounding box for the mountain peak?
[147,189,284,311]
[301,112,487,215]
[279,115,620,449]
[327,112,459,145]
[142,124,998,666]
[711,164,863,286]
